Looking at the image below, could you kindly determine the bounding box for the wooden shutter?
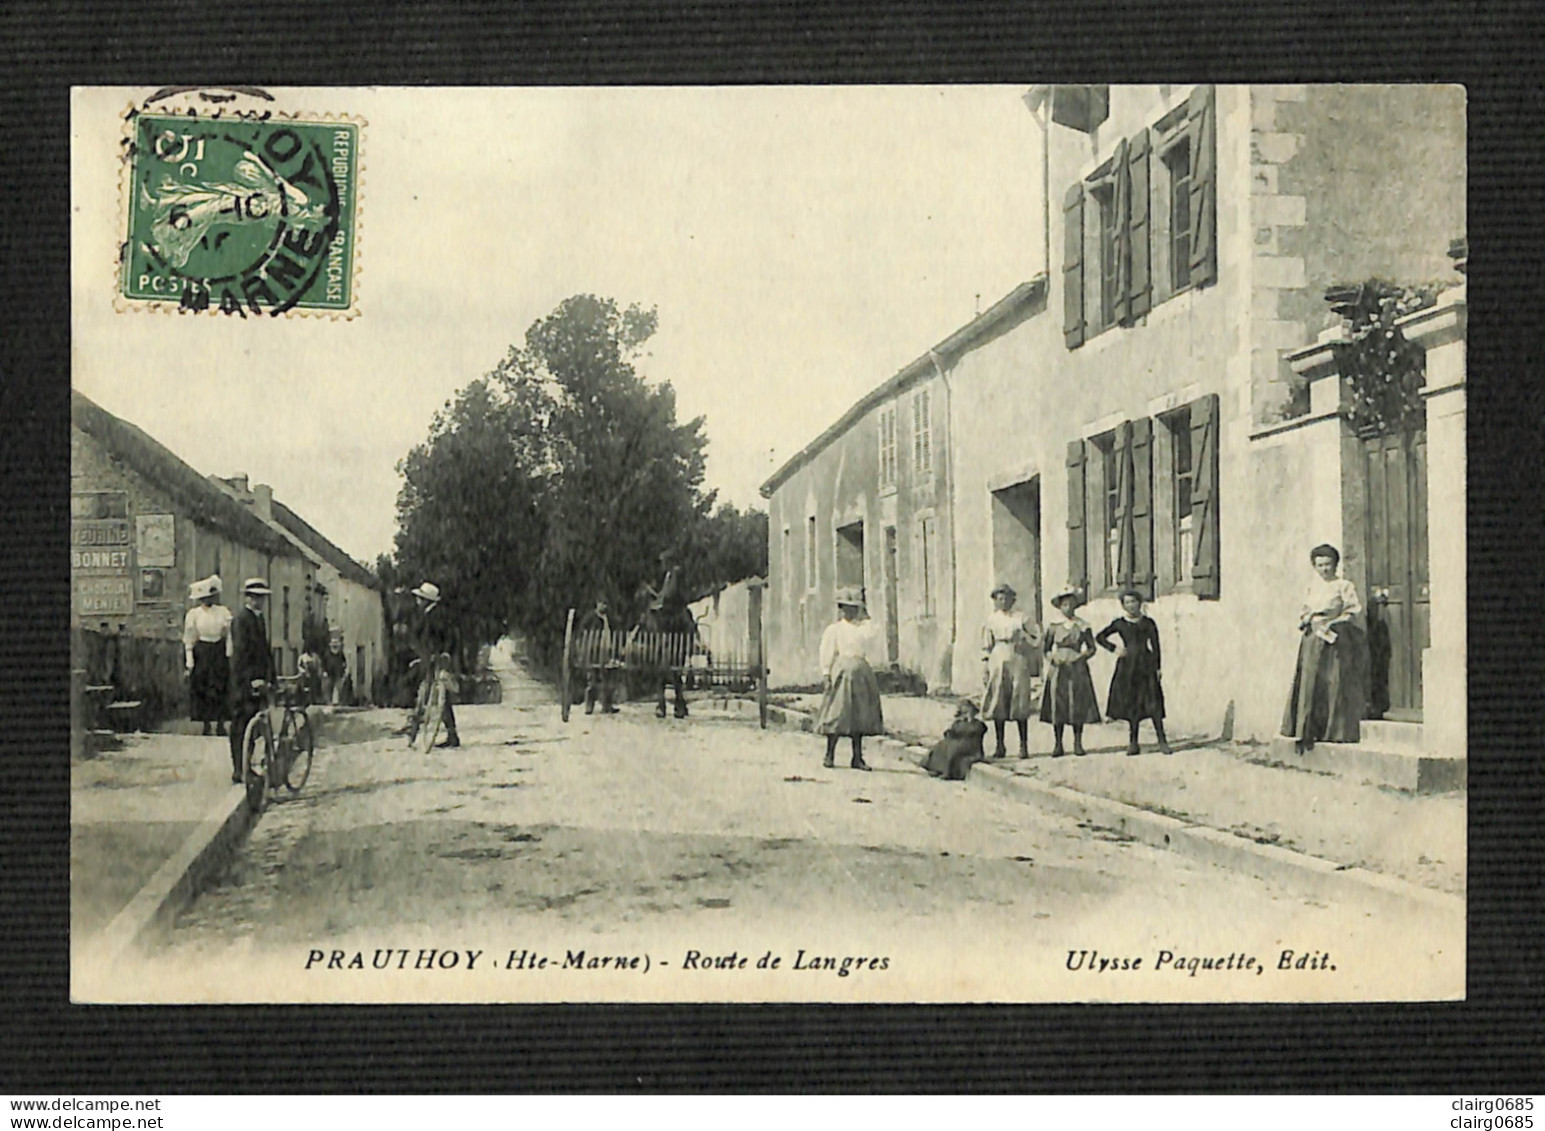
[1112,137,1132,328]
[1187,84,1218,289]
[1066,440,1088,595]
[1130,417,1154,597]
[1062,182,1086,349]
[1189,393,1221,599]
[1114,421,1136,589]
[1127,129,1152,320]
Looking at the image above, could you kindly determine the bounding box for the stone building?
[70,391,383,729]
[761,85,1465,772]
[760,348,956,690]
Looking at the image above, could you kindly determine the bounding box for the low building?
[761,350,955,690]
[70,391,383,729]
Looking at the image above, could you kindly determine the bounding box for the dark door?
[884,527,899,665]
[1363,428,1429,720]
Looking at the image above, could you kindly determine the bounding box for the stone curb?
[87,784,255,965]
[707,696,1463,917]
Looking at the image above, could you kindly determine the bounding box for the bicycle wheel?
[242,713,271,814]
[417,672,445,753]
[286,710,315,792]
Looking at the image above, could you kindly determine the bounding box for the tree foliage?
[389,295,766,667]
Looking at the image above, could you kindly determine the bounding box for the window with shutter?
[1164,136,1193,294]
[1063,183,1086,348]
[1065,440,1088,595]
[1130,418,1154,597]
[1188,393,1221,598]
[1114,421,1137,589]
[1099,430,1122,591]
[1126,130,1151,321]
[1187,84,1218,290]
[1112,137,1132,328]
[912,389,932,479]
[878,405,897,489]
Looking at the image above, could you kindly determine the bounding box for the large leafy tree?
[391,295,763,667]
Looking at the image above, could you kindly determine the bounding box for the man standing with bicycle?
[229,577,277,784]
[406,580,461,749]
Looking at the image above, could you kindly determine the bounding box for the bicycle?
[408,652,455,753]
[240,675,316,814]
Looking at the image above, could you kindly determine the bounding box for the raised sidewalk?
[714,691,1464,911]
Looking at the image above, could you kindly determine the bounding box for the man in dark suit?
[228,577,277,783]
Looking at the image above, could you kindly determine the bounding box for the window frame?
[877,403,898,491]
[917,513,937,619]
[1064,87,1214,349]
[911,388,933,481]
[1160,405,1197,592]
[1086,429,1122,594]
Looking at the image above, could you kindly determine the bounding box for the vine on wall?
[1323,279,1442,436]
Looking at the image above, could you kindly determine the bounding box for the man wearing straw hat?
[406,580,461,748]
[228,577,276,783]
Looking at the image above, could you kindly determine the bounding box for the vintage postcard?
[70,84,1466,1004]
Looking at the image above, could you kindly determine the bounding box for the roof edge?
[759,275,1047,497]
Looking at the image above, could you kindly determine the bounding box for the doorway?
[883,527,899,665]
[835,520,866,596]
[990,477,1042,622]
[1363,427,1429,720]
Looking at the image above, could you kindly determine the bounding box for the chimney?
[253,483,273,521]
[225,473,249,495]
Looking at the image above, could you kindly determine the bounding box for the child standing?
[1095,589,1172,756]
[1039,584,1101,756]
[924,699,988,780]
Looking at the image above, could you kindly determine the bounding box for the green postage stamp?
[122,111,360,316]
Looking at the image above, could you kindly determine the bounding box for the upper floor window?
[1063,85,1216,350]
[912,389,932,479]
[1163,135,1192,293]
[877,404,898,489]
[1093,182,1122,331]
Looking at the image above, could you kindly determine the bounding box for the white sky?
[72,87,1046,564]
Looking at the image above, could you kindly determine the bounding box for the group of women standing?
[977,581,1169,760]
[812,541,1366,771]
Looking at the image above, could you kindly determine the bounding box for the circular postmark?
[124,112,358,316]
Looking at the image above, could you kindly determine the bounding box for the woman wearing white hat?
[1039,583,1102,756]
[981,582,1040,759]
[182,576,232,737]
[814,587,883,770]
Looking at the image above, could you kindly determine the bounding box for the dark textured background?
[3,0,1542,1093]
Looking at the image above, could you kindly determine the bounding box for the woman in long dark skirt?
[1095,589,1171,756]
[1039,584,1101,756]
[1281,543,1368,752]
[182,576,233,737]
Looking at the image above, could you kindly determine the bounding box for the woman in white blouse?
[183,575,234,737]
[1281,544,1368,753]
[981,583,1040,759]
[814,587,884,771]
